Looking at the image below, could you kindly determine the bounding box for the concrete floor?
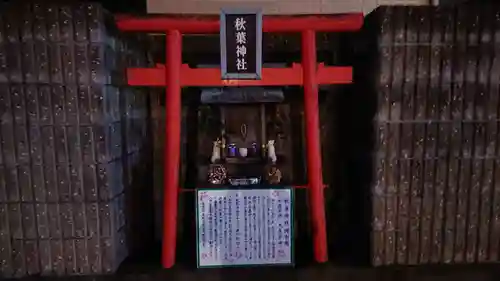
[13,264,500,281]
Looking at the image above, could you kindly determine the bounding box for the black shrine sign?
[220,8,263,80]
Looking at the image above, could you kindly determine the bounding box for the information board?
[196,188,294,267]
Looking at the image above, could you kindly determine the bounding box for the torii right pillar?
[302,29,328,262]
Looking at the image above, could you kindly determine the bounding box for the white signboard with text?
[196,188,294,267]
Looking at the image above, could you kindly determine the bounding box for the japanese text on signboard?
[196,188,293,267]
[221,10,262,79]
[234,17,247,71]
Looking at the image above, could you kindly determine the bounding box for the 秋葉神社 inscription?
[196,188,294,267]
[220,9,262,80]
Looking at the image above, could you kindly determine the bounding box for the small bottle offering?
[251,142,258,156]
[227,143,236,157]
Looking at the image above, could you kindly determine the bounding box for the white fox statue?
[267,139,277,164]
[210,139,221,163]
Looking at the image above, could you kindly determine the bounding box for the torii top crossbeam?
[116,14,364,33]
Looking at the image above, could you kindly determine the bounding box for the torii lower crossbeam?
[126,63,353,86]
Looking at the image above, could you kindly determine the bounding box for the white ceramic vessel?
[238,147,248,157]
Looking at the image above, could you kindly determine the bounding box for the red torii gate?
[116,13,363,268]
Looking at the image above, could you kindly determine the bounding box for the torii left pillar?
[162,30,182,268]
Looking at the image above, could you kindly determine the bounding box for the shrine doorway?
[176,86,316,267]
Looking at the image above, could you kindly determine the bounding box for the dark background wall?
[0,0,147,13]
